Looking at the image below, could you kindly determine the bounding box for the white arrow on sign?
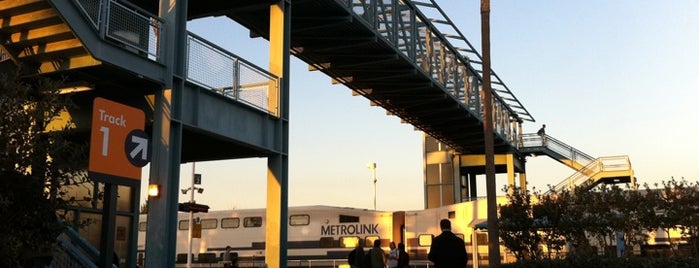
[129,135,148,160]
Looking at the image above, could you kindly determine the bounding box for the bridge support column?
[145,0,188,267]
[519,172,527,192]
[266,1,290,268]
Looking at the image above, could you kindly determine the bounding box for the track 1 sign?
[89,97,149,183]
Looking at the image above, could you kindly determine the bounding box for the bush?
[501,256,699,268]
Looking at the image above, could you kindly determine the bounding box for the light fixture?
[181,188,188,194]
[148,184,160,197]
[58,85,93,94]
[196,188,204,194]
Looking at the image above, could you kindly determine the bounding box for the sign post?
[88,97,149,267]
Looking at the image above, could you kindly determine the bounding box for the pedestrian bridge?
[0,0,635,266]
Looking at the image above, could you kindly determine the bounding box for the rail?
[549,155,633,193]
[51,226,119,268]
[520,133,595,168]
[71,0,280,116]
[186,33,280,116]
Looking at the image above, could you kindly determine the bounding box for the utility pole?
[187,162,195,268]
[481,0,502,266]
[367,162,377,210]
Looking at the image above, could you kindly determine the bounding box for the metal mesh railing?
[73,0,161,59]
[74,0,101,29]
[106,0,160,58]
[186,34,279,116]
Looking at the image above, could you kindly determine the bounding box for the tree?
[498,186,542,260]
[0,70,87,267]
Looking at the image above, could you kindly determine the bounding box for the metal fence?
[71,0,279,116]
[186,34,279,116]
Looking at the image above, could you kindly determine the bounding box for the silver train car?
[138,199,508,267]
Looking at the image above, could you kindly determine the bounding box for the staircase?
[519,133,635,192]
[0,0,99,74]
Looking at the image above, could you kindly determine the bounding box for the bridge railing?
[186,33,280,116]
[549,155,632,193]
[71,0,280,116]
[520,133,596,168]
[339,0,530,144]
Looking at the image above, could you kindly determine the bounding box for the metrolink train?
[137,198,505,267]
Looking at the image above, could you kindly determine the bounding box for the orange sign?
[89,97,147,181]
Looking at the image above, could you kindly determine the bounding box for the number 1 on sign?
[100,126,110,156]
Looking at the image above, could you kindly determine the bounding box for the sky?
[140,1,699,212]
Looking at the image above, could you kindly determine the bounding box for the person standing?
[369,239,386,268]
[387,242,398,268]
[428,219,467,268]
[397,242,409,268]
[537,124,547,145]
[347,244,365,268]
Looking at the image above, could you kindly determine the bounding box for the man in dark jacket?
[427,219,467,268]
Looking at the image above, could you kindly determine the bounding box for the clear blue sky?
[141,1,699,211]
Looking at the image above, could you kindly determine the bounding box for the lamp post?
[367,162,377,210]
[181,162,204,268]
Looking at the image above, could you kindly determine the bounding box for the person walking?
[368,239,386,268]
[397,242,409,268]
[428,219,467,268]
[387,242,398,268]
[347,244,365,268]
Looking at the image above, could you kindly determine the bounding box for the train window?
[418,234,433,246]
[138,222,147,232]
[201,219,217,229]
[319,237,334,248]
[244,217,262,228]
[221,218,240,229]
[178,220,189,230]
[340,236,360,248]
[365,236,380,247]
[448,211,455,219]
[339,215,359,223]
[289,214,310,226]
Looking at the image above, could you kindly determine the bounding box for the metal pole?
[187,162,195,268]
[481,0,501,266]
[368,163,377,210]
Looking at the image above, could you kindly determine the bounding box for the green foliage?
[0,70,88,267]
[499,177,699,265]
[498,186,542,260]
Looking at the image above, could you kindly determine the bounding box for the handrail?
[185,33,280,116]
[549,155,632,193]
[520,133,595,167]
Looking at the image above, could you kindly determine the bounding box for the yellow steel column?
[519,173,527,192]
[267,1,290,268]
[506,153,515,194]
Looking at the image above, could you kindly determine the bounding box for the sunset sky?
[141,0,699,212]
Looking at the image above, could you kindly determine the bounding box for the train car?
[138,205,399,267]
